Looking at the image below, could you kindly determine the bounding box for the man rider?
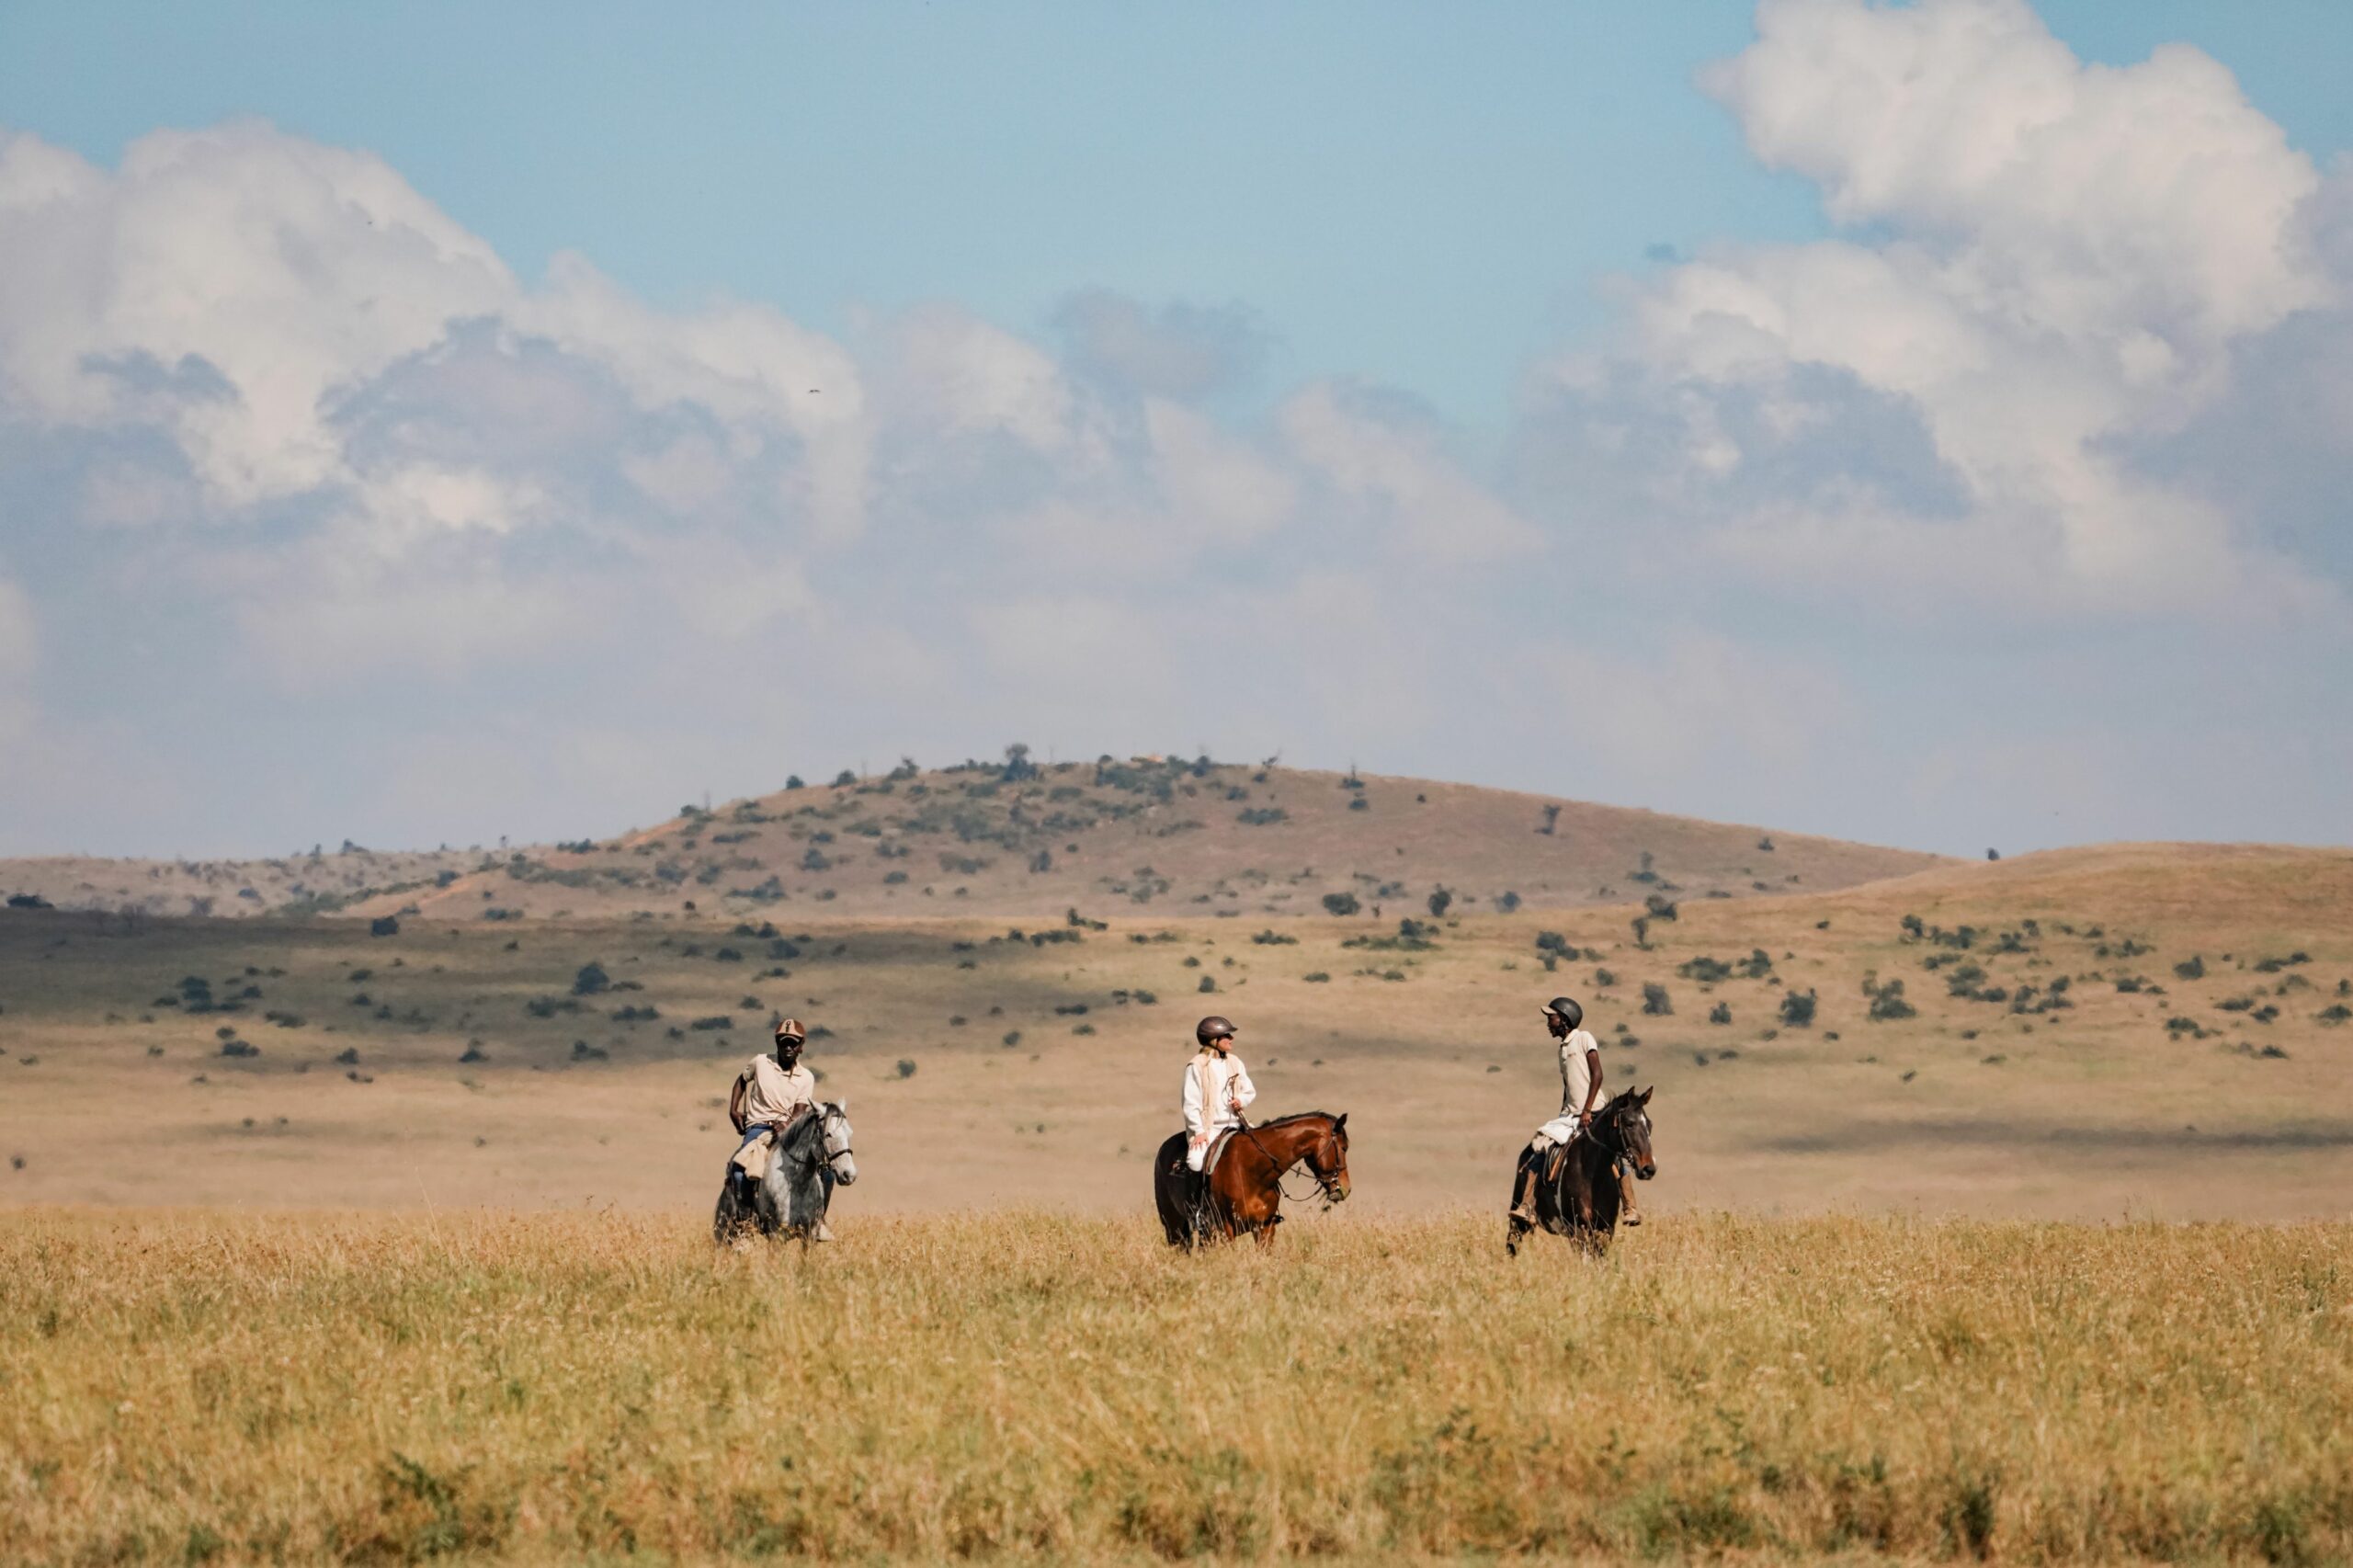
[731,1017,832,1241]
[1181,1015,1256,1224]
[1510,996,1642,1227]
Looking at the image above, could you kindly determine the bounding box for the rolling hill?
[0,757,1949,922]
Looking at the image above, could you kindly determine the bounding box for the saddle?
[1167,1128,1238,1178]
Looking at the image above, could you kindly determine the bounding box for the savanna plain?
[5,762,2350,1562]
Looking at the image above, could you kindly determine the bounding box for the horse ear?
[835,1096,850,1114]
[1334,1112,1347,1132]
[1639,1085,1654,1103]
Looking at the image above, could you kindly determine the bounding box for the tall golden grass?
[4,1210,2347,1563]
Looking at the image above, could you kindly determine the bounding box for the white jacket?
[1181,1049,1256,1171]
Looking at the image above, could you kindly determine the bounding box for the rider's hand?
[1576,1111,1593,1131]
[1189,1134,1207,1148]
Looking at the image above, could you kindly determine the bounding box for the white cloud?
[1522,631,1853,791]
[1525,0,2343,616]
[1280,382,1540,562]
[0,575,36,743]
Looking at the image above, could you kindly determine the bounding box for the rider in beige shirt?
[1511,995,1641,1226]
[730,1017,829,1240]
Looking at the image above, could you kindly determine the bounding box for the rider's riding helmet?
[1196,1015,1236,1048]
[1541,996,1584,1030]
[774,1017,807,1046]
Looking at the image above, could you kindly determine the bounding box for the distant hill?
[0,756,1946,922]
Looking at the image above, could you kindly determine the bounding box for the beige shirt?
[1558,1028,1608,1119]
[738,1054,818,1128]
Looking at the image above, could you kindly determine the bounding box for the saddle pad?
[1203,1128,1238,1176]
[731,1128,775,1180]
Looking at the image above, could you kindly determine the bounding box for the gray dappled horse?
[714,1100,856,1245]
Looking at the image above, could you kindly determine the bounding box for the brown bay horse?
[1506,1087,1654,1256]
[1153,1111,1348,1248]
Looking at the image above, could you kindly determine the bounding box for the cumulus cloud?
[1051,290,1268,403]
[1518,0,2346,616]
[0,574,36,743]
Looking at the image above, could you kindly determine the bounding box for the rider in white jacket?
[1182,1015,1256,1220]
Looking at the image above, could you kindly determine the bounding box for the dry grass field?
[4,1210,2347,1564]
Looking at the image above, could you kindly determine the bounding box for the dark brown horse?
[1506,1087,1654,1256]
[1154,1111,1349,1248]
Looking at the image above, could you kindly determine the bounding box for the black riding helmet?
[1541,996,1584,1030]
[1197,1015,1236,1047]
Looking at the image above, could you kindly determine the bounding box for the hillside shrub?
[572,963,611,996]
[1709,1003,1732,1025]
[1495,892,1522,914]
[2173,956,2206,981]
[1642,983,1672,1017]
[1779,989,1818,1028]
[1322,892,1360,917]
[1864,977,1917,1022]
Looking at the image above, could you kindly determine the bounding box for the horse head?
[819,1098,857,1186]
[1610,1088,1656,1180]
[1309,1111,1350,1202]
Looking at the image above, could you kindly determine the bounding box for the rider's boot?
[813,1218,835,1243]
[1618,1160,1643,1226]
[1508,1150,1541,1225]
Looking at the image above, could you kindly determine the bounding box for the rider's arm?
[729,1074,750,1135]
[1577,1049,1604,1125]
[1182,1062,1207,1143]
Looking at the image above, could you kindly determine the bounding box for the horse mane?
[1255,1110,1339,1130]
[777,1108,828,1154]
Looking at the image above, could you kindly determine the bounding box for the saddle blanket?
[1531,1116,1583,1150]
[732,1127,777,1180]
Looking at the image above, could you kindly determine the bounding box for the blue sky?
[1,0,2349,859]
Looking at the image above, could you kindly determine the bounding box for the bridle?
[779,1104,854,1175]
[1592,1100,1649,1169]
[817,1104,855,1175]
[1235,1114,1347,1209]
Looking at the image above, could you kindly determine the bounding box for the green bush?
[1779,989,1818,1028]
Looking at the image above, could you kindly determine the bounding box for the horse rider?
[1510,996,1642,1227]
[1181,1015,1256,1222]
[730,1017,832,1241]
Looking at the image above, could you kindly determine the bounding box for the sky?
[1,0,2349,859]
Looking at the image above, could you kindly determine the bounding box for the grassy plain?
[5,1209,2347,1564]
